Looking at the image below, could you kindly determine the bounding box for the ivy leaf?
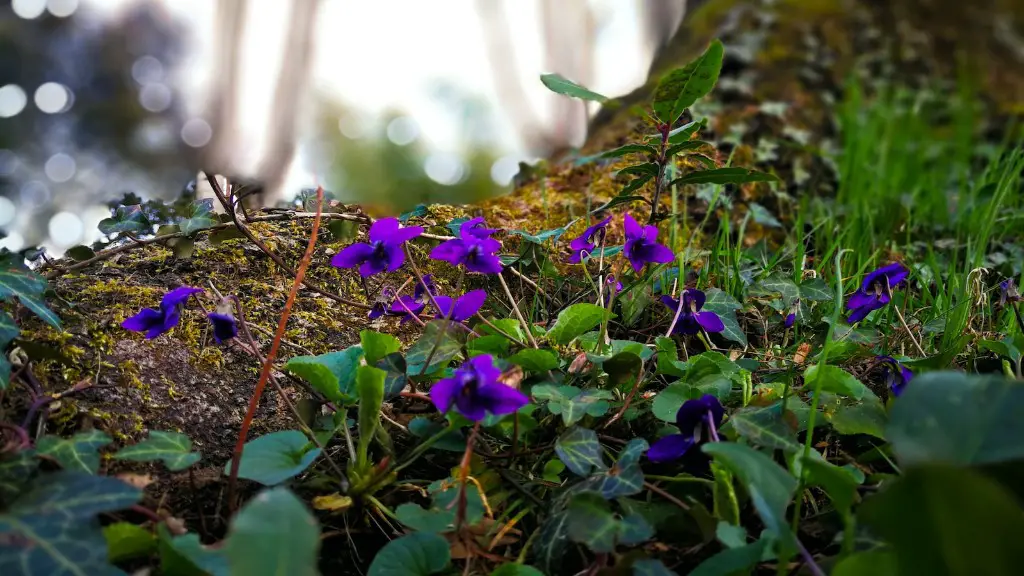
[716,312,748,347]
[0,256,61,329]
[703,288,743,314]
[178,199,219,236]
[561,389,613,427]
[599,144,657,159]
[652,39,724,124]
[752,273,801,305]
[555,426,607,477]
[66,245,96,262]
[361,330,401,366]
[804,365,874,401]
[0,451,38,502]
[831,400,887,439]
[228,430,320,486]
[702,443,797,542]
[113,430,201,472]
[886,371,1024,466]
[368,532,451,576]
[539,73,609,103]
[36,430,112,474]
[532,512,570,575]
[547,303,611,345]
[98,204,150,235]
[283,346,364,405]
[225,487,320,576]
[507,348,559,371]
[103,522,157,563]
[577,439,648,499]
[860,464,1024,576]
[567,493,620,553]
[670,167,778,186]
[799,278,833,301]
[0,311,17,348]
[406,320,465,376]
[10,471,141,520]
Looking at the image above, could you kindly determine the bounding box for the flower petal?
[430,377,461,414]
[358,256,389,277]
[430,239,466,265]
[391,225,424,245]
[695,311,725,333]
[122,308,162,334]
[466,354,501,384]
[642,224,660,242]
[785,313,796,328]
[207,312,238,343]
[477,383,529,417]
[846,291,875,311]
[453,289,487,321]
[661,295,681,310]
[383,245,406,272]
[646,434,694,462]
[673,313,701,335]
[368,218,399,243]
[460,217,498,239]
[862,262,909,292]
[390,296,424,317]
[161,286,203,311]
[331,243,374,269]
[465,253,504,275]
[433,295,454,318]
[623,213,642,241]
[682,289,706,311]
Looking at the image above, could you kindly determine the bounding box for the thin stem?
[643,480,689,511]
[665,288,688,338]
[473,313,529,349]
[498,272,539,348]
[455,422,481,531]
[706,410,721,442]
[418,271,464,376]
[886,284,926,356]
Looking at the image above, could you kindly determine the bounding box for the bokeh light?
[47,0,79,18]
[386,116,419,146]
[490,155,522,186]
[0,85,28,118]
[181,118,212,147]
[139,83,172,112]
[424,152,467,186]
[0,197,16,228]
[47,211,84,247]
[34,82,73,114]
[44,153,77,183]
[12,0,47,20]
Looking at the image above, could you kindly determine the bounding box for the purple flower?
[568,216,611,263]
[430,355,528,421]
[647,394,724,462]
[785,313,796,328]
[331,217,423,277]
[390,275,436,323]
[207,313,238,343]
[1000,279,1021,306]
[430,218,503,274]
[660,289,724,335]
[368,302,388,320]
[606,274,623,296]
[433,289,487,322]
[122,286,203,339]
[623,214,674,273]
[846,263,909,323]
[877,355,913,397]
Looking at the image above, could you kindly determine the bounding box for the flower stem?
[455,422,481,531]
[498,272,539,348]
[418,270,464,377]
[886,285,926,357]
[648,124,670,224]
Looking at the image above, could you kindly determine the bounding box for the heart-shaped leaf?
[727,404,801,452]
[555,426,607,477]
[36,430,112,474]
[178,199,219,235]
[547,304,611,345]
[361,330,401,365]
[799,278,833,301]
[0,255,61,329]
[752,273,801,305]
[103,522,157,563]
[66,245,96,262]
[228,430,320,486]
[831,399,887,439]
[225,487,320,576]
[113,430,201,472]
[284,346,363,405]
[406,320,465,376]
[702,443,797,541]
[368,532,451,576]
[507,348,559,371]
[376,352,408,400]
[98,204,150,235]
[804,365,874,401]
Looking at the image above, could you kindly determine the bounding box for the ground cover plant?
[2,30,1024,576]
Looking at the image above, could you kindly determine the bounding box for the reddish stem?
[226,186,324,511]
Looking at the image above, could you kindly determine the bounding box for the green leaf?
[167,236,195,259]
[0,515,120,575]
[717,312,748,347]
[703,288,743,314]
[804,365,873,400]
[662,119,707,144]
[394,503,453,533]
[360,330,401,365]
[406,320,466,375]
[376,352,408,400]
[225,487,319,576]
[602,351,643,389]
[229,430,320,486]
[0,256,61,329]
[655,337,685,377]
[799,278,833,301]
[283,346,363,405]
[886,371,1024,466]
[539,73,608,102]
[98,204,149,235]
[113,431,201,472]
[728,405,801,452]
[555,426,606,476]
[632,558,679,576]
[702,443,797,540]
[368,532,451,576]
[532,511,570,575]
[670,167,778,186]
[509,226,571,245]
[103,522,156,563]
[593,192,650,214]
[652,383,702,422]
[617,163,658,178]
[860,464,1024,576]
[0,451,38,502]
[666,140,712,158]
[795,451,860,513]
[652,39,724,124]
[507,349,559,371]
[561,389,613,426]
[0,310,17,347]
[547,303,611,345]
[36,430,111,474]
[690,538,768,576]
[753,273,800,305]
[9,470,142,519]
[209,227,246,245]
[491,564,545,576]
[831,400,887,439]
[158,526,229,576]
[408,417,466,453]
[599,144,656,159]
[66,245,96,262]
[567,493,619,553]
[466,334,510,357]
[356,365,386,469]
[831,549,898,576]
[576,439,648,499]
[178,199,219,236]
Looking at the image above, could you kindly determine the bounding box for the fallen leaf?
[312,493,354,512]
[117,473,155,489]
[794,342,811,365]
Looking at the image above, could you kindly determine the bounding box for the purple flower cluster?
[431,355,528,421]
[123,287,237,344]
[332,217,423,277]
[565,213,673,272]
[431,217,503,275]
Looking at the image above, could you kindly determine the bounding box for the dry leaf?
[116,473,155,489]
[568,352,590,374]
[498,365,524,390]
[794,342,811,365]
[312,493,354,512]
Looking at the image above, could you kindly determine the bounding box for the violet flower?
[1000,279,1021,306]
[846,263,909,323]
[623,213,674,274]
[607,275,623,295]
[877,355,913,397]
[331,217,423,277]
[390,275,436,323]
[647,394,725,462]
[122,286,203,339]
[433,289,487,322]
[568,216,611,263]
[368,302,388,321]
[430,354,528,421]
[430,218,503,274]
[784,299,800,329]
[207,313,238,343]
[660,289,724,335]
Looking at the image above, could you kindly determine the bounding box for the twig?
[498,272,539,348]
[886,284,926,357]
[602,365,645,429]
[643,480,690,511]
[227,185,324,511]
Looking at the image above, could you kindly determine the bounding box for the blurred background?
[0,0,689,254]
